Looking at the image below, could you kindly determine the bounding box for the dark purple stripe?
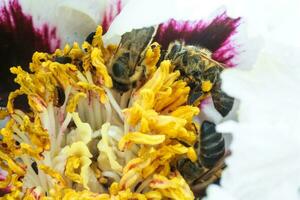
[153,12,241,67]
[101,0,123,34]
[0,0,60,101]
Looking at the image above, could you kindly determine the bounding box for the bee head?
[111,52,130,78]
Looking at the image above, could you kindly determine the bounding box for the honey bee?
[177,120,226,194]
[108,27,156,92]
[165,41,234,117]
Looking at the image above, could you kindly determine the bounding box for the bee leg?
[191,169,222,195]
[192,156,226,194]
[129,65,144,83]
[177,158,205,184]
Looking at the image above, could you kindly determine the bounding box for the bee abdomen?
[200,121,225,168]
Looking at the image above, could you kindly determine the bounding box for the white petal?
[204,184,237,200]
[105,0,226,38]
[225,0,300,49]
[56,0,109,45]
[18,0,112,46]
[205,41,300,199]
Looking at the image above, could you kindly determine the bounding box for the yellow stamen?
[77,82,107,103]
[118,132,165,151]
[65,156,83,184]
[0,109,9,120]
[0,150,25,176]
[66,92,86,113]
[91,48,113,88]
[144,42,161,77]
[39,164,66,187]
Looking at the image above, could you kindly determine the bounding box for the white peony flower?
[0,0,299,199]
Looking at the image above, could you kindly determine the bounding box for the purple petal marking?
[153,12,241,67]
[101,0,123,34]
[0,187,11,197]
[0,0,60,100]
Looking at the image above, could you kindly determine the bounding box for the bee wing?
[211,80,234,117]
[192,150,231,195]
[117,26,156,68]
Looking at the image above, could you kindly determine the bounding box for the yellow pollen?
[201,80,213,92]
